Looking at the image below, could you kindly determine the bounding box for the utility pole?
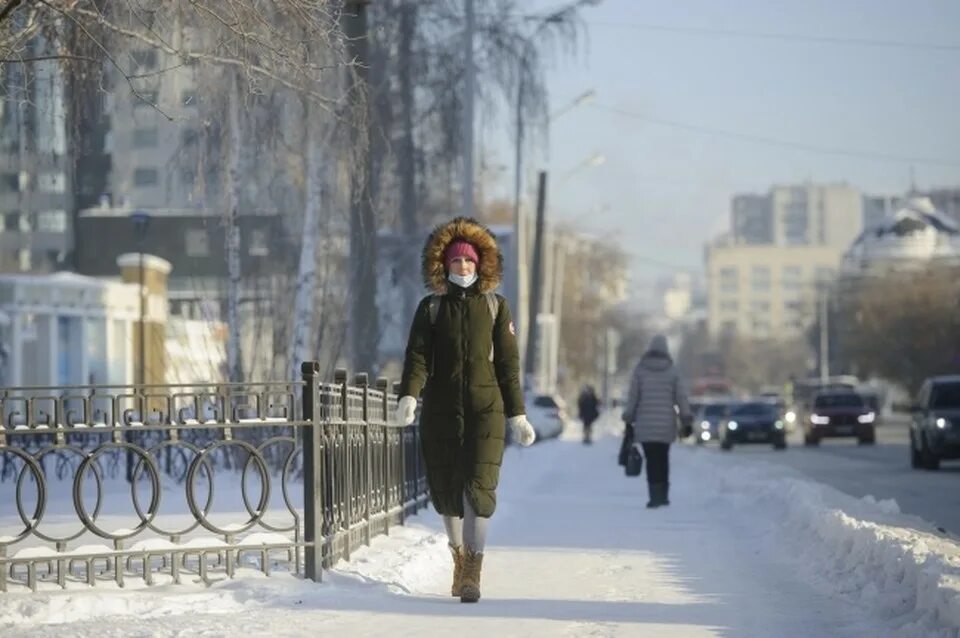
[819,286,830,382]
[462,0,476,218]
[525,171,548,382]
[343,0,379,376]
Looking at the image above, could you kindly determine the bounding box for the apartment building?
[706,240,842,339]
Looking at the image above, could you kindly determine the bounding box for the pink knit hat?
[444,240,479,268]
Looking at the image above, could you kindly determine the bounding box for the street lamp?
[549,89,596,122]
[558,152,606,183]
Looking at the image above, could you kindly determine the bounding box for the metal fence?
[0,362,430,592]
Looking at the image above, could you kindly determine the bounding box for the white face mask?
[448,272,478,289]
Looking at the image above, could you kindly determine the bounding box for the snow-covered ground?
[2,415,959,637]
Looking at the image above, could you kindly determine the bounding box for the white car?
[522,393,567,442]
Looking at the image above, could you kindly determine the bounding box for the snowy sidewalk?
[3,421,960,637]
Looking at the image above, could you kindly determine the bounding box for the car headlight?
[700,420,711,430]
[785,411,797,424]
[858,412,876,424]
[936,418,948,429]
[727,421,738,431]
[774,420,784,430]
[811,414,830,425]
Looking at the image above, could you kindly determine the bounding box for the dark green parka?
[399,218,524,518]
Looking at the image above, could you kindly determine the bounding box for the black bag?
[618,423,634,466]
[678,414,693,439]
[625,443,643,477]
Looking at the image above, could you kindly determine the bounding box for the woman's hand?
[396,396,417,426]
[508,415,537,447]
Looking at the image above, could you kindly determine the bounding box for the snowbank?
[685,449,960,635]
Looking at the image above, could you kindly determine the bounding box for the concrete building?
[706,240,842,339]
[729,183,863,249]
[0,37,73,274]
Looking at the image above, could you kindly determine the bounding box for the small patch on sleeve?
[508,321,516,336]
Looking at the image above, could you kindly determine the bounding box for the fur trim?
[422,217,503,294]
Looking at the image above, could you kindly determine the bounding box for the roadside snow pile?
[686,450,960,635]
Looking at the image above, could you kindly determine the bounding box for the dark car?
[909,376,960,470]
[802,391,875,446]
[718,402,787,450]
[694,401,729,444]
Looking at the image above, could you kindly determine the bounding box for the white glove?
[396,396,417,426]
[508,415,537,447]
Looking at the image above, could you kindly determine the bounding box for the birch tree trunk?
[288,100,322,379]
[226,69,244,383]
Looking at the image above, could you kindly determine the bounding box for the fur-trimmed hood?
[422,217,503,294]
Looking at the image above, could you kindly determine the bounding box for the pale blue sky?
[484,0,960,295]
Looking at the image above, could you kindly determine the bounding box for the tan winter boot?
[459,549,484,603]
[449,544,464,597]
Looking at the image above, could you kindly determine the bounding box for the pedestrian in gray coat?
[621,334,692,508]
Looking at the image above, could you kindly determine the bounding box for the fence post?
[376,377,390,535]
[392,381,408,521]
[354,373,371,547]
[301,361,323,582]
[334,368,351,562]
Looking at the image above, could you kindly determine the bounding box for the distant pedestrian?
[395,217,536,604]
[621,335,692,508]
[577,385,601,444]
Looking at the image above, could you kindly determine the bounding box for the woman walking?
[395,217,536,603]
[621,335,692,508]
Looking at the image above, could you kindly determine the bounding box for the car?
[802,391,875,446]
[694,401,729,444]
[718,401,787,450]
[522,393,566,442]
[909,376,960,470]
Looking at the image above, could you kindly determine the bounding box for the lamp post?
[129,210,151,482]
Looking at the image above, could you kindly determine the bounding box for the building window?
[784,300,806,314]
[1,172,18,192]
[720,299,738,313]
[133,90,159,108]
[131,49,158,71]
[37,210,67,233]
[750,300,771,313]
[4,211,27,231]
[37,172,66,193]
[248,229,269,256]
[782,265,803,290]
[185,228,210,257]
[181,90,198,107]
[134,167,159,187]
[719,266,738,293]
[751,266,771,292]
[815,267,835,284]
[133,127,159,148]
[720,320,737,337]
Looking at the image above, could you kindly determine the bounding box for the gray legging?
[442,492,489,553]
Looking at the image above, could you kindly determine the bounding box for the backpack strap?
[485,292,499,362]
[428,294,442,325]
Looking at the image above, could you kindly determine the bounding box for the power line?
[589,103,960,168]
[584,20,960,52]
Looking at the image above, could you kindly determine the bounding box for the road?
[694,415,960,536]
